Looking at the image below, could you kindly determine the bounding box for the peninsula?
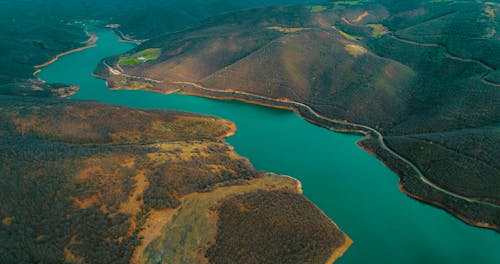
[0,95,351,263]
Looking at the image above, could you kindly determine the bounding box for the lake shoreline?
[33,33,98,76]
[36,28,500,262]
[397,181,499,230]
[176,85,500,232]
[221,120,237,139]
[107,25,147,45]
[327,236,353,264]
[95,76,499,232]
[358,143,500,232]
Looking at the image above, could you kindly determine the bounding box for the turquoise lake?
[37,30,500,263]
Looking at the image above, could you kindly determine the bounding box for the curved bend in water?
[37,30,500,264]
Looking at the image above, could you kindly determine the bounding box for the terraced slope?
[0,95,350,263]
[98,0,500,230]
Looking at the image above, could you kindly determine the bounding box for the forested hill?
[0,95,350,263]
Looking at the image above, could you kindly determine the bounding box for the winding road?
[175,81,500,209]
[389,34,500,90]
[343,12,499,87]
[389,34,497,73]
[103,60,500,210]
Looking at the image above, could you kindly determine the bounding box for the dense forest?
[0,95,349,263]
[206,190,349,264]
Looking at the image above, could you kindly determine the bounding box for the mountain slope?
[0,0,321,97]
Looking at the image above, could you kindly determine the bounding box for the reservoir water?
[37,30,500,263]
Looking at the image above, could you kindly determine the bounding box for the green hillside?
[0,0,321,96]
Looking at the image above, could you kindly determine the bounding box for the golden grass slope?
[101,5,415,128]
[139,174,302,264]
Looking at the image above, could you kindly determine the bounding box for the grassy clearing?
[429,0,455,3]
[345,44,368,57]
[115,77,155,90]
[267,26,310,33]
[367,24,389,37]
[484,3,497,38]
[118,48,161,66]
[485,4,495,18]
[2,216,13,226]
[332,26,360,41]
[334,1,368,6]
[131,208,178,264]
[353,11,370,23]
[309,5,328,13]
[147,142,211,163]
